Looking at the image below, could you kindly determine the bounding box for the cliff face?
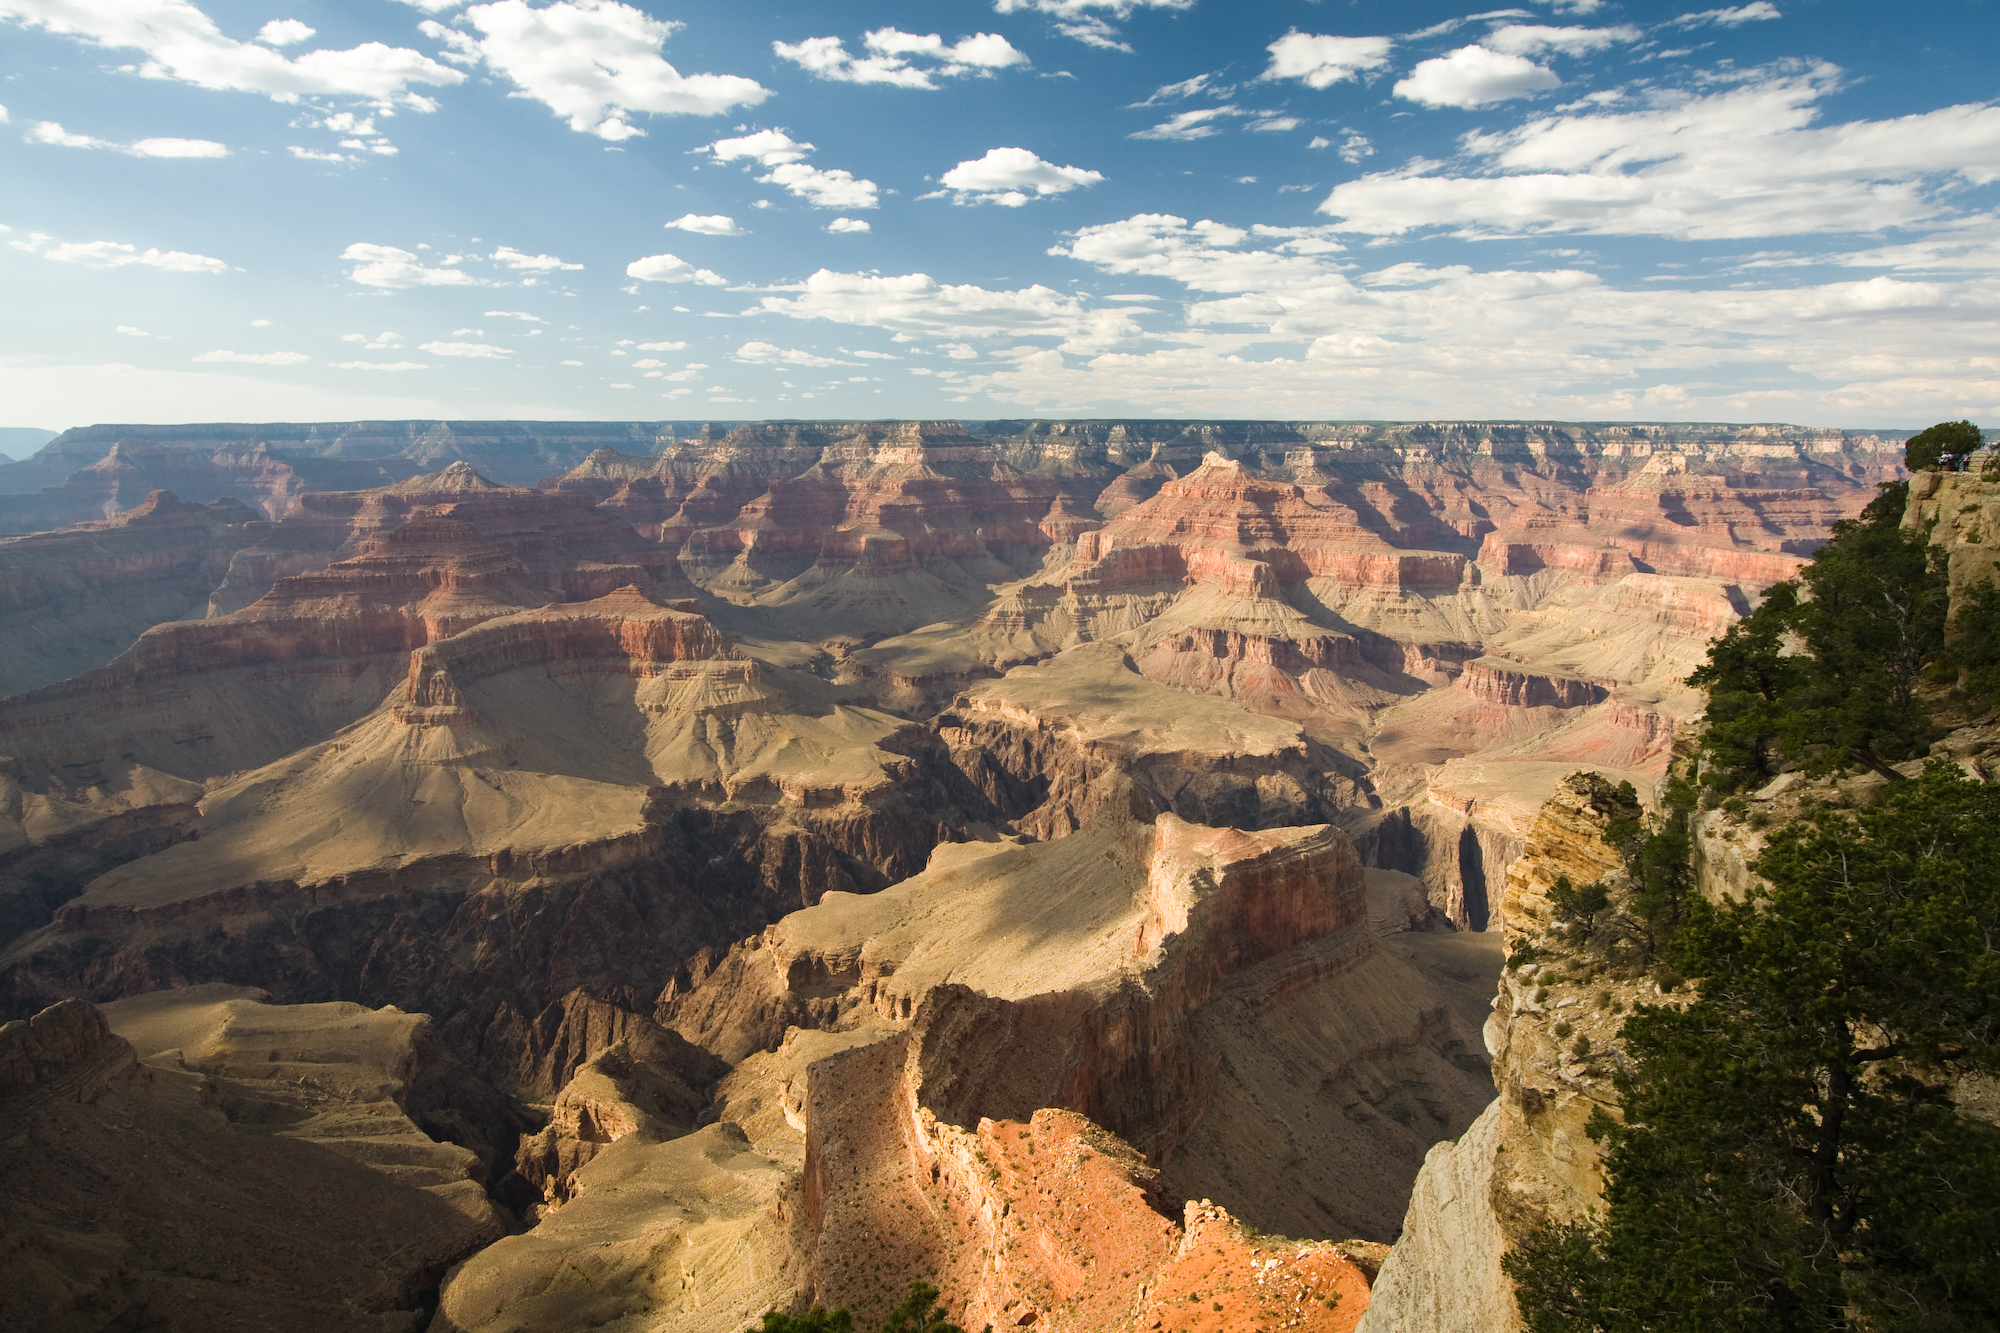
[0,490,264,696]
[0,990,509,1333]
[1356,772,1661,1333]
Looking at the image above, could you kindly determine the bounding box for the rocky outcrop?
[1357,772,1649,1333]
[937,643,1363,839]
[0,490,264,696]
[1,991,508,1333]
[1905,464,2000,602]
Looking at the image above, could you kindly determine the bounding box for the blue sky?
[2,0,1997,431]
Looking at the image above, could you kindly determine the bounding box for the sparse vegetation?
[747,1279,965,1333]
[1506,495,2000,1333]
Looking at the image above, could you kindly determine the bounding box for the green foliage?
[1596,775,1697,956]
[1547,873,1612,939]
[878,1281,964,1333]
[1688,580,1807,789]
[746,1308,855,1333]
[1946,577,2000,707]
[1690,483,1949,788]
[1904,419,1984,473]
[1506,764,2000,1331]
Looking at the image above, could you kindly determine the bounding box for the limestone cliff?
[1356,772,1649,1333]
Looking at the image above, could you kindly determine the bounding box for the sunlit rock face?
[0,419,1900,1333]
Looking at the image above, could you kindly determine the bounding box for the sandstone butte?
[0,417,1902,1332]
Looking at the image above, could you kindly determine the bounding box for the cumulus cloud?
[483,309,544,320]
[706,129,878,209]
[751,268,1141,351]
[983,223,2000,421]
[256,18,313,46]
[1052,214,1342,293]
[420,0,767,140]
[665,213,744,235]
[193,349,311,364]
[1260,32,1393,89]
[21,235,229,273]
[734,341,853,367]
[489,245,581,271]
[626,252,726,284]
[1482,24,1641,56]
[827,217,871,233]
[635,339,687,350]
[1130,107,1241,141]
[992,0,1193,52]
[1395,46,1561,109]
[342,243,480,287]
[1321,66,2000,240]
[936,147,1104,206]
[26,120,228,156]
[116,325,152,336]
[418,340,512,357]
[0,0,463,105]
[331,360,427,370]
[774,28,1026,89]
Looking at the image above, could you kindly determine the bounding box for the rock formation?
[0,989,508,1332]
[0,417,1906,1333]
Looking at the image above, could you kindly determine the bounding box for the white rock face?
[1353,1101,1513,1333]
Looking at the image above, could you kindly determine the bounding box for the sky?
[2,0,1997,432]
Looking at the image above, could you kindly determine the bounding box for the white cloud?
[992,0,1193,52]
[1053,214,1342,292]
[636,339,687,350]
[26,120,229,157]
[419,340,512,357]
[341,242,480,287]
[708,127,809,165]
[735,341,853,367]
[752,268,1141,351]
[1130,107,1241,141]
[827,217,871,233]
[1674,3,1782,28]
[1260,32,1393,89]
[193,349,311,364]
[115,325,152,336]
[343,331,403,348]
[1396,46,1561,109]
[26,235,229,273]
[765,163,878,210]
[0,0,464,104]
[1482,24,1641,56]
[626,252,726,284]
[1337,131,1373,164]
[1248,116,1300,133]
[706,129,879,209]
[288,145,348,162]
[774,28,1026,89]
[490,245,581,271]
[483,310,543,320]
[250,318,271,326]
[331,360,427,370]
[665,213,744,235]
[1321,66,2000,240]
[256,18,313,46]
[424,0,768,140]
[1130,72,1230,106]
[937,147,1103,206]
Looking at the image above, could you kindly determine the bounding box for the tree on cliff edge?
[1505,764,2000,1332]
[1903,420,1983,473]
[1690,481,1948,788]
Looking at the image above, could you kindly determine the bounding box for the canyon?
[0,417,1902,1331]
